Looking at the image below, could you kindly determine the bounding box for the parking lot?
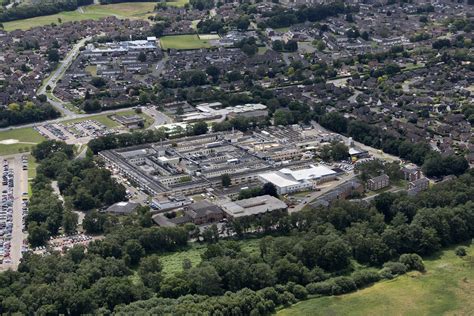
[35,120,117,145]
[33,233,97,255]
[0,155,28,270]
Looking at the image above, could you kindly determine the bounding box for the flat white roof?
[280,165,336,181]
[259,172,299,187]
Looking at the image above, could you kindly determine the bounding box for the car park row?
[0,157,28,265]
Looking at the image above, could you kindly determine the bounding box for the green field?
[160,34,213,50]
[3,2,157,31]
[278,244,474,316]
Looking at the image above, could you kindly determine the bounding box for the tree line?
[0,101,59,128]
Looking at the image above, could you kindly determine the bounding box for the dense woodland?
[0,138,472,314]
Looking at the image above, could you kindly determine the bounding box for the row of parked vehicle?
[34,233,93,252]
[0,160,15,264]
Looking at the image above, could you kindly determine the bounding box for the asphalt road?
[38,36,93,118]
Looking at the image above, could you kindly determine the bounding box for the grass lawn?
[3,2,156,31]
[278,244,474,316]
[160,34,212,50]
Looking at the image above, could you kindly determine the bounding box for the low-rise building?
[367,174,390,191]
[258,165,337,194]
[184,200,224,225]
[220,195,287,219]
[408,177,429,196]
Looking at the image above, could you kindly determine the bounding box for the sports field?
[278,244,474,316]
[3,2,157,31]
[160,34,213,50]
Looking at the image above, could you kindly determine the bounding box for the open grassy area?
[278,244,474,316]
[82,2,156,19]
[0,127,45,156]
[3,2,156,31]
[160,34,213,50]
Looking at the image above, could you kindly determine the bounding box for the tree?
[191,121,208,135]
[206,65,220,82]
[273,109,292,125]
[331,142,349,161]
[82,211,108,234]
[151,23,165,37]
[319,112,348,133]
[221,174,231,187]
[202,224,219,243]
[124,240,145,266]
[138,254,163,291]
[272,40,284,51]
[47,48,60,62]
[62,210,78,234]
[32,140,74,161]
[137,51,147,62]
[262,182,278,197]
[285,40,298,52]
[187,263,223,295]
[27,222,49,247]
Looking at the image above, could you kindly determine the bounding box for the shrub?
[331,276,357,295]
[399,253,425,272]
[279,291,296,307]
[455,246,467,257]
[290,285,308,300]
[383,262,407,275]
[351,270,381,288]
[305,281,333,295]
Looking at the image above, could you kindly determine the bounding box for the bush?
[279,291,296,307]
[305,281,333,295]
[455,246,467,257]
[331,276,357,295]
[380,262,407,279]
[351,270,381,288]
[290,284,308,300]
[399,253,425,272]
